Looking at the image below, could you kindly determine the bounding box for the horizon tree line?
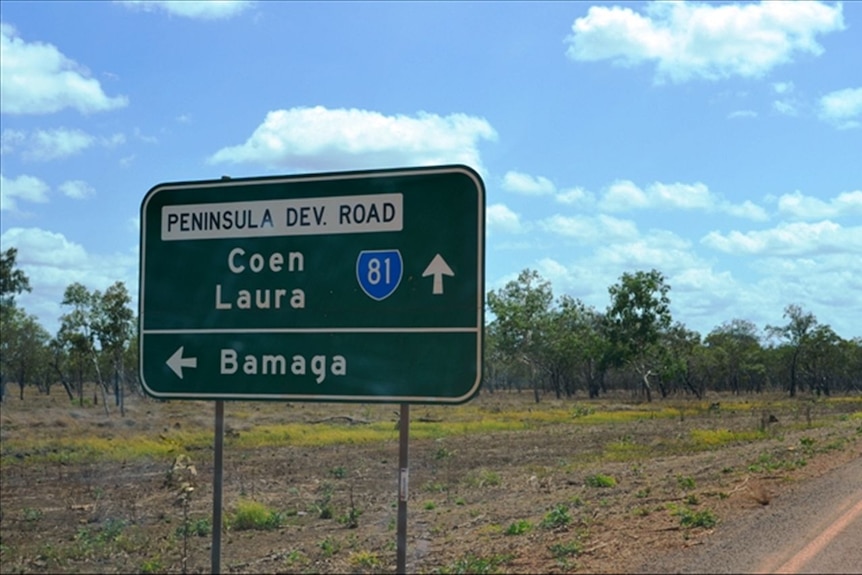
[2,248,860,407]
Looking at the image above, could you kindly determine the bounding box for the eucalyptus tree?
[547,295,608,398]
[604,269,673,402]
[659,322,705,398]
[705,319,765,394]
[767,304,818,397]
[57,282,108,411]
[0,306,50,400]
[0,247,33,401]
[802,324,842,396]
[486,269,554,402]
[0,247,31,308]
[93,281,134,414]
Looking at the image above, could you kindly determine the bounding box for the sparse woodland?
[2,248,861,407]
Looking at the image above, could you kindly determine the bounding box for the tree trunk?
[641,370,653,403]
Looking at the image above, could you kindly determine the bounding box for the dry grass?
[1,387,860,574]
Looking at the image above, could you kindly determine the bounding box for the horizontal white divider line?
[143,327,480,335]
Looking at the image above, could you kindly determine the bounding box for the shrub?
[549,541,581,558]
[505,519,532,535]
[540,504,571,529]
[228,499,285,531]
[585,473,617,488]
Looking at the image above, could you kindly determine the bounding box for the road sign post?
[139,165,484,403]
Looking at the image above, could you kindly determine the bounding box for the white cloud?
[0,173,50,212]
[773,81,794,95]
[119,0,253,20]
[102,133,126,148]
[818,87,862,129]
[598,179,767,220]
[594,229,695,271]
[0,24,128,115]
[540,213,638,243]
[648,181,714,210]
[702,221,862,256]
[728,110,757,120]
[501,171,555,196]
[599,179,649,211]
[27,128,95,161]
[565,1,844,83]
[772,99,798,116]
[777,190,862,220]
[59,180,96,200]
[721,200,769,222]
[208,106,497,174]
[487,203,524,234]
[555,186,594,206]
[1,128,125,160]
[0,227,138,335]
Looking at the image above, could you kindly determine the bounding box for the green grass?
[505,519,532,535]
[689,428,767,447]
[227,499,286,531]
[438,553,514,574]
[585,473,617,488]
[677,507,717,529]
[549,540,581,558]
[4,395,860,467]
[540,504,572,529]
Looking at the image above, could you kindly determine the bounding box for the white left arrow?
[167,346,197,379]
[422,254,454,295]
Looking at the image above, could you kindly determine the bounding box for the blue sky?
[1,0,860,339]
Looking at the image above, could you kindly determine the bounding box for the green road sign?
[139,165,484,403]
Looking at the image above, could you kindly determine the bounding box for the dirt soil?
[1,390,860,574]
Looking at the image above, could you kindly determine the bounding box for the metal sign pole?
[212,400,225,574]
[396,403,410,574]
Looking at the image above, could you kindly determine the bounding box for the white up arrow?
[167,346,197,379]
[422,254,454,295]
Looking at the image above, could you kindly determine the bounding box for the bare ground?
[1,389,860,574]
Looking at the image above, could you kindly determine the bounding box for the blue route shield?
[356,249,403,301]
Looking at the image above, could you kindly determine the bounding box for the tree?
[0,247,34,401]
[660,322,704,399]
[547,296,608,398]
[767,304,817,397]
[705,319,764,394]
[802,324,842,396]
[486,269,553,402]
[93,282,134,415]
[604,269,672,402]
[0,247,31,308]
[0,306,50,399]
[57,282,108,412]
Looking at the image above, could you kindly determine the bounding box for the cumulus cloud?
[702,221,862,256]
[59,180,96,200]
[1,128,126,160]
[0,24,128,115]
[27,128,94,161]
[0,173,50,212]
[555,186,594,206]
[501,171,555,196]
[119,0,253,20]
[777,190,862,220]
[818,87,862,129]
[728,110,757,120]
[598,179,768,220]
[208,106,497,174]
[599,180,649,211]
[540,213,639,243]
[594,230,696,270]
[565,1,844,83]
[487,203,524,234]
[0,227,138,334]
